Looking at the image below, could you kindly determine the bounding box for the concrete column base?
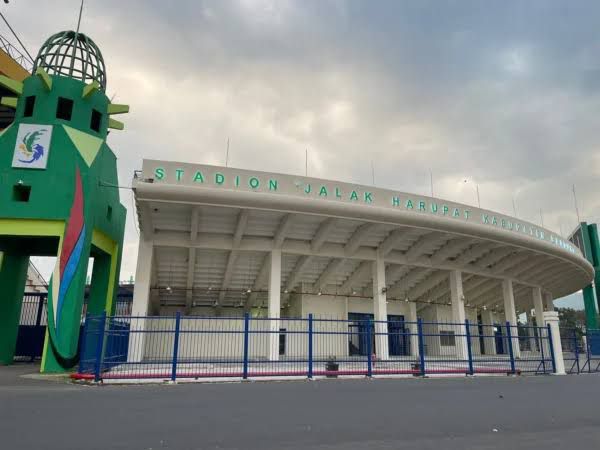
[543,311,565,375]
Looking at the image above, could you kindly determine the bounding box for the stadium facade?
[129,159,593,363]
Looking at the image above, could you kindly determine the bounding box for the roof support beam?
[489,253,531,275]
[244,254,270,312]
[152,232,549,290]
[273,214,294,248]
[311,218,337,252]
[284,255,313,293]
[430,239,473,265]
[218,210,250,305]
[345,223,377,256]
[472,248,515,270]
[379,228,411,256]
[340,261,372,294]
[315,258,345,291]
[388,267,432,298]
[453,243,496,266]
[185,207,200,312]
[407,271,449,301]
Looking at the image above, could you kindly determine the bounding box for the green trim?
[0,218,65,237]
[108,118,124,130]
[82,80,100,99]
[0,75,23,95]
[107,103,129,115]
[0,97,17,108]
[91,229,119,314]
[63,125,104,167]
[35,68,52,91]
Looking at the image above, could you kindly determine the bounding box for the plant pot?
[326,361,339,378]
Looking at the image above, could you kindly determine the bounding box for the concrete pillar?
[449,270,468,359]
[525,310,537,352]
[372,256,389,360]
[502,279,520,358]
[544,292,554,312]
[128,238,154,363]
[407,301,419,358]
[0,250,29,365]
[268,249,282,361]
[480,309,497,356]
[543,311,565,375]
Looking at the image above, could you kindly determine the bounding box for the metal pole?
[506,321,516,375]
[512,197,517,217]
[225,138,230,167]
[465,319,474,375]
[305,149,308,177]
[429,170,434,197]
[547,323,557,374]
[417,318,426,376]
[371,161,375,186]
[171,311,181,382]
[366,319,373,377]
[539,323,546,373]
[76,0,85,33]
[308,314,313,379]
[540,209,544,228]
[93,311,107,382]
[243,312,250,379]
[476,184,481,208]
[0,12,35,63]
[573,184,581,223]
[574,328,580,374]
[78,312,90,374]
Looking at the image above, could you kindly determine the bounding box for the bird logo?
[18,129,47,164]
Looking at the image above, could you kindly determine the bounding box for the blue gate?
[15,289,133,362]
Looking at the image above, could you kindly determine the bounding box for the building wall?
[145,297,509,361]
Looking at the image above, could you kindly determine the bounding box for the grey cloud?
[7,1,599,308]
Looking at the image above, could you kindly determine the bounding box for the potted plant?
[325,355,339,378]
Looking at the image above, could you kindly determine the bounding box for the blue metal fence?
[76,314,557,382]
[560,327,600,374]
[15,291,133,362]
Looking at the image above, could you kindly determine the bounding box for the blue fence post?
[308,314,313,379]
[243,313,250,380]
[538,325,546,373]
[366,319,373,377]
[171,311,181,382]
[547,323,556,374]
[78,312,90,374]
[93,311,107,382]
[417,318,426,377]
[506,322,516,375]
[586,331,592,373]
[574,329,580,374]
[465,319,474,375]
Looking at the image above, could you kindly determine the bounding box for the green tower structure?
[569,222,600,330]
[0,31,127,372]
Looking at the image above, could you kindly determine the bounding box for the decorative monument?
[0,30,127,372]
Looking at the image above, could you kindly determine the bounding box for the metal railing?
[77,315,556,382]
[560,327,600,374]
[0,34,33,72]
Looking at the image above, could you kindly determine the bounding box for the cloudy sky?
[7,0,600,307]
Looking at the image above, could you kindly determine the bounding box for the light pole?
[464,179,480,208]
[429,170,434,197]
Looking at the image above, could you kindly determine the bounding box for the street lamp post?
[464,179,480,208]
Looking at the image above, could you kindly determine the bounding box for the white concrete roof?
[133,159,593,314]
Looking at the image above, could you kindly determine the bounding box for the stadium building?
[128,159,593,364]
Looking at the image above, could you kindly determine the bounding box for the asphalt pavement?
[1,363,599,449]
